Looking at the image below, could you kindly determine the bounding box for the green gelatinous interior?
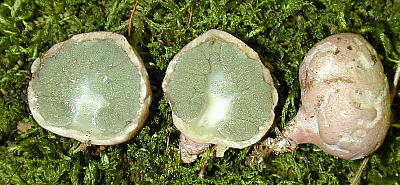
[32,39,141,139]
[167,39,274,142]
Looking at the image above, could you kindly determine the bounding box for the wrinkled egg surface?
[283,33,390,160]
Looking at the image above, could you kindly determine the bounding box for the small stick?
[164,136,170,156]
[392,63,400,102]
[186,6,193,27]
[350,156,370,185]
[128,0,139,39]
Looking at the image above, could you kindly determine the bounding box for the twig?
[186,6,193,27]
[128,0,139,40]
[392,63,400,102]
[164,136,170,156]
[350,156,370,185]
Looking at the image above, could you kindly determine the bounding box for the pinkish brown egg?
[283,33,391,160]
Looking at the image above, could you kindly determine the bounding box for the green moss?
[1,0,399,184]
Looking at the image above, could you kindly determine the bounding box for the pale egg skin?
[283,33,391,160]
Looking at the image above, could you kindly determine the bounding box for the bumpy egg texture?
[283,33,390,160]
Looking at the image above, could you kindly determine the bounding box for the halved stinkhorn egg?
[28,31,151,145]
[162,29,278,162]
[283,33,391,160]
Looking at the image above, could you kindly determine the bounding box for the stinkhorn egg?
[283,33,390,160]
[162,29,278,162]
[28,31,151,145]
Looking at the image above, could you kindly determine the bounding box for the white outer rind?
[162,29,278,149]
[28,31,152,145]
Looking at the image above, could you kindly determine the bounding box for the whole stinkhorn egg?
[283,33,391,160]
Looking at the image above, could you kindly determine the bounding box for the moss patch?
[1,0,399,184]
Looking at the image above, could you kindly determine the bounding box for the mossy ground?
[0,0,399,184]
